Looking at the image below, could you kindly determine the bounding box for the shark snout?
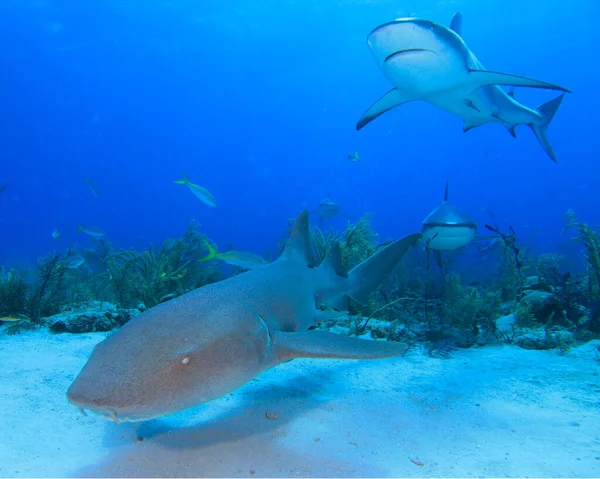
[67,379,155,423]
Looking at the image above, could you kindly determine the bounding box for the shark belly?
[422,225,475,250]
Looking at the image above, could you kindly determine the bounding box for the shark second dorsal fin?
[444,181,449,202]
[282,210,317,267]
[449,12,463,36]
[322,242,347,277]
[273,330,409,361]
[347,233,422,305]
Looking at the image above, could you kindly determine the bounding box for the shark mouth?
[75,406,153,423]
[384,48,436,63]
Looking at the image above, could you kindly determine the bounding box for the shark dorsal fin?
[283,210,317,267]
[449,12,463,36]
[444,181,449,202]
[322,242,347,277]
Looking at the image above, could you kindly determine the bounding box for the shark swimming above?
[356,13,571,162]
[67,211,421,423]
[421,182,477,250]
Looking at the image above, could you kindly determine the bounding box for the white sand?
[1,329,599,478]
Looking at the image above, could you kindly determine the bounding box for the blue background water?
[0,0,597,268]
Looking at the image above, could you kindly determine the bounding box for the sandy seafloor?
[1,328,599,478]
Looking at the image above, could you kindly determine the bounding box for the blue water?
[0,0,597,267]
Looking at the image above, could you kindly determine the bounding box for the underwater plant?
[563,209,600,303]
[27,252,68,323]
[100,218,221,308]
[340,213,378,271]
[310,226,339,265]
[484,224,531,300]
[0,266,27,317]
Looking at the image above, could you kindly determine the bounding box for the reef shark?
[313,196,353,221]
[356,13,571,162]
[421,182,477,251]
[67,211,421,423]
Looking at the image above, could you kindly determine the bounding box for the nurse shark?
[67,211,420,423]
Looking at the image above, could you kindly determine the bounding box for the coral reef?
[2,209,600,360]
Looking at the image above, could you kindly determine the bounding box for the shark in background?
[67,211,421,423]
[356,13,571,162]
[421,182,477,251]
[313,196,354,222]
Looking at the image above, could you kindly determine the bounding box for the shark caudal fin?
[346,233,421,306]
[529,93,566,163]
[272,330,409,361]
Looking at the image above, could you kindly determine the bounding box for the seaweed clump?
[0,266,27,317]
[28,253,68,323]
[563,209,600,303]
[101,218,221,308]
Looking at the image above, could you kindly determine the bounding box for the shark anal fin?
[508,126,518,138]
[273,330,408,361]
[462,120,484,133]
[449,12,463,36]
[356,88,416,130]
[468,69,571,92]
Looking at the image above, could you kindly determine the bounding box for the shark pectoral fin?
[468,69,571,92]
[272,330,408,361]
[356,88,416,130]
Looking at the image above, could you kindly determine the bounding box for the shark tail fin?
[273,330,409,361]
[173,170,189,185]
[198,239,218,263]
[346,233,421,306]
[282,210,317,267]
[529,93,565,163]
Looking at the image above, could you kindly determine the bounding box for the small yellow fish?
[0,316,29,322]
[174,171,216,207]
[199,239,267,270]
[348,148,363,162]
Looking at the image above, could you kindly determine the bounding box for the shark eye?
[181,357,190,365]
